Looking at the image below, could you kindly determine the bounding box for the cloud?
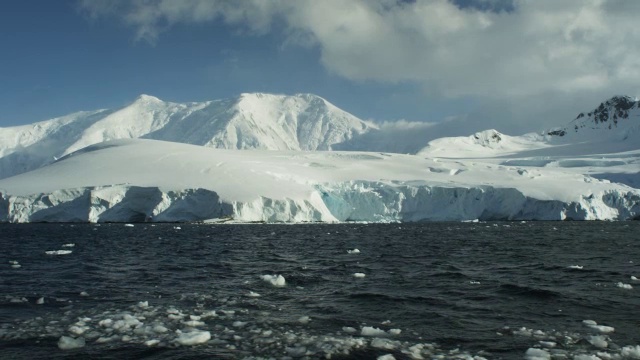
[79,0,640,131]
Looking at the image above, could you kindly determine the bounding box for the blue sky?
[1,1,639,135]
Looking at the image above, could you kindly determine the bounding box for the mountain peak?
[133,94,163,104]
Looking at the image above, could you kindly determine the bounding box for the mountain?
[0,93,376,179]
[0,139,637,223]
[418,95,640,159]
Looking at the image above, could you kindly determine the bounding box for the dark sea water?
[1,222,639,359]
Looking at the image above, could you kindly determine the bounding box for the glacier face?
[1,182,638,223]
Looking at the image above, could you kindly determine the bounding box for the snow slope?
[0,139,637,223]
[0,93,375,179]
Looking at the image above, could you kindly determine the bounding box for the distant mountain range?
[0,93,638,180]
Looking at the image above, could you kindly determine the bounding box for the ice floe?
[260,274,286,287]
[45,250,73,255]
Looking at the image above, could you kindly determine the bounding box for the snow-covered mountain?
[0,94,638,223]
[418,95,640,159]
[0,93,375,179]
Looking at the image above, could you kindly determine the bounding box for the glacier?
[0,139,638,223]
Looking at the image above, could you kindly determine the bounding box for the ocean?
[1,222,639,359]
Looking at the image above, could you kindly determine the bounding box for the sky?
[1,0,640,136]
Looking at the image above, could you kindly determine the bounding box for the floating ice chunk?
[574,355,601,360]
[99,319,113,327]
[377,355,396,360]
[62,243,75,247]
[232,321,247,328]
[9,260,21,268]
[175,330,211,346]
[298,316,311,324]
[568,265,584,269]
[246,291,261,297]
[632,276,639,281]
[539,341,556,348]
[174,226,181,230]
[286,346,307,357]
[80,291,89,297]
[353,273,366,278]
[347,249,360,254]
[342,327,357,333]
[138,301,149,308]
[260,274,286,287]
[361,326,387,337]
[183,320,205,327]
[469,280,481,284]
[587,335,608,349]
[145,339,160,346]
[124,224,135,227]
[58,336,86,350]
[621,345,640,358]
[617,282,633,289]
[524,347,550,360]
[45,250,72,255]
[388,328,401,335]
[372,338,397,349]
[583,320,615,333]
[36,297,44,305]
[153,325,169,333]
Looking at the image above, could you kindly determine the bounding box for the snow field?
[0,138,638,223]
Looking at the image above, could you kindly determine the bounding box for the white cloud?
[79,0,640,131]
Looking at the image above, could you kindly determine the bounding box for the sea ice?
[525,347,550,360]
[124,224,134,227]
[36,297,44,305]
[568,265,584,269]
[587,335,608,348]
[361,326,388,337]
[260,274,286,287]
[621,345,640,358]
[45,250,72,255]
[353,273,366,278]
[583,320,615,333]
[62,243,75,247]
[246,291,261,297]
[58,336,86,350]
[632,276,639,281]
[175,330,211,346]
[616,282,633,289]
[347,249,360,254]
[377,354,396,360]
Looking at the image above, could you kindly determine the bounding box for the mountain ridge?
[0,93,375,179]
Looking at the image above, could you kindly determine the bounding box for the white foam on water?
[124,224,134,227]
[568,265,584,269]
[45,250,73,255]
[260,274,286,287]
[62,243,75,247]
